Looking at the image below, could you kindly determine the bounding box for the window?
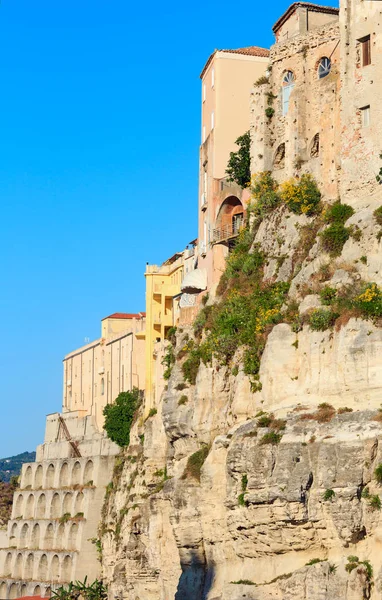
[101,378,105,395]
[211,68,215,88]
[203,83,206,102]
[318,57,331,79]
[360,35,371,66]
[274,143,286,169]
[211,111,214,130]
[282,71,295,116]
[361,105,370,127]
[310,133,320,158]
[202,125,206,143]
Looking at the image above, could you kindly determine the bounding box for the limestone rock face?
[101,202,382,600]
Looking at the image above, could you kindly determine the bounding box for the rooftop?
[200,46,270,79]
[101,312,145,321]
[273,2,339,33]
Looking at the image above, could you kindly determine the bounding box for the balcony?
[212,220,244,244]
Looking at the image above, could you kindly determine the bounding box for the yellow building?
[144,246,197,409]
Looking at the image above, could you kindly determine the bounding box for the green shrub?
[103,389,141,447]
[241,474,248,492]
[250,171,280,216]
[182,445,210,481]
[369,494,381,510]
[338,407,353,414]
[320,286,337,306]
[260,432,282,445]
[178,395,188,406]
[257,414,272,427]
[231,365,239,376]
[175,382,187,391]
[265,106,275,119]
[306,558,323,566]
[309,309,339,331]
[230,580,255,585]
[354,283,382,318]
[182,348,201,385]
[321,223,350,257]
[59,513,71,524]
[225,131,251,188]
[360,255,367,265]
[361,487,370,499]
[373,205,382,226]
[166,326,177,345]
[146,408,157,419]
[280,174,321,216]
[162,344,175,380]
[323,489,335,502]
[375,463,382,483]
[324,201,354,224]
[238,493,248,507]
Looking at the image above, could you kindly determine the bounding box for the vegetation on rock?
[182,445,210,482]
[225,131,251,188]
[103,389,142,447]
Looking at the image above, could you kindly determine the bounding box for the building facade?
[198,47,269,296]
[63,313,145,431]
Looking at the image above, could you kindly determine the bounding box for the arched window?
[282,71,295,115]
[310,133,320,158]
[101,378,105,395]
[274,143,286,169]
[318,57,331,79]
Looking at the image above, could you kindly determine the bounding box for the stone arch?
[55,523,66,550]
[61,555,72,582]
[84,460,94,484]
[38,554,48,581]
[20,523,29,548]
[24,553,34,580]
[36,494,46,519]
[10,522,18,545]
[0,582,7,599]
[44,523,54,550]
[59,463,69,487]
[273,142,286,170]
[9,583,18,599]
[62,492,72,515]
[4,552,13,576]
[214,196,244,241]
[25,493,35,519]
[33,585,41,597]
[14,553,23,579]
[20,584,28,597]
[24,466,32,488]
[45,464,55,488]
[68,522,78,550]
[71,462,81,486]
[310,133,320,158]
[51,493,61,519]
[35,465,43,489]
[50,555,60,582]
[45,586,51,598]
[14,494,24,518]
[31,523,40,549]
[74,492,84,515]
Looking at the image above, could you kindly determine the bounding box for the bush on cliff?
[103,388,142,447]
[225,131,251,188]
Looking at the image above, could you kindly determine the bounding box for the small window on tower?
[317,57,331,79]
[361,105,370,127]
[359,35,371,67]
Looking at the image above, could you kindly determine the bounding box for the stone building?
[63,313,145,430]
[0,412,118,599]
[197,46,269,296]
[251,3,341,200]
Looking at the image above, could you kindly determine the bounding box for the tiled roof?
[273,2,339,33]
[200,46,270,79]
[101,312,145,320]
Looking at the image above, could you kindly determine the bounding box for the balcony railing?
[212,220,244,243]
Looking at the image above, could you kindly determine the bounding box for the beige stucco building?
[63,313,145,430]
[198,47,269,296]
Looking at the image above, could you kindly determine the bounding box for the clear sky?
[0,0,339,457]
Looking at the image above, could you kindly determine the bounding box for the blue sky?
[0,0,339,457]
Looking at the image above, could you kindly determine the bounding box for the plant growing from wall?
[103,388,142,447]
[309,309,339,331]
[279,174,321,216]
[354,283,382,318]
[250,171,281,216]
[225,131,251,188]
[162,344,175,380]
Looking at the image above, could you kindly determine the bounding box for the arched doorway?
[213,196,244,243]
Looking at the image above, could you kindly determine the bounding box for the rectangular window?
[360,35,371,66]
[211,68,215,88]
[203,83,206,102]
[361,105,370,127]
[211,111,214,130]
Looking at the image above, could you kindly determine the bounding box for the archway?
[14,553,23,579]
[45,464,55,488]
[14,494,24,518]
[50,555,60,582]
[71,462,81,486]
[44,523,54,550]
[25,494,35,519]
[10,523,18,546]
[20,584,28,597]
[24,466,32,488]
[61,556,72,582]
[35,465,43,489]
[59,463,69,487]
[24,553,34,580]
[84,460,94,484]
[9,583,18,599]
[74,492,84,516]
[36,494,46,519]
[68,523,78,550]
[33,586,41,597]
[20,523,29,548]
[4,553,13,576]
[55,523,66,550]
[51,493,61,519]
[38,555,48,581]
[214,196,244,243]
[0,582,7,599]
[62,492,72,515]
[31,523,40,549]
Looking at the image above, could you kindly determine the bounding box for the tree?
[103,388,141,447]
[225,131,251,188]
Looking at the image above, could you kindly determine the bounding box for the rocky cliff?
[100,187,382,600]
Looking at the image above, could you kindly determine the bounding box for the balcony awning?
[181,268,207,293]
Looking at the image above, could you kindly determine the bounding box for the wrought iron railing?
[212,220,244,243]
